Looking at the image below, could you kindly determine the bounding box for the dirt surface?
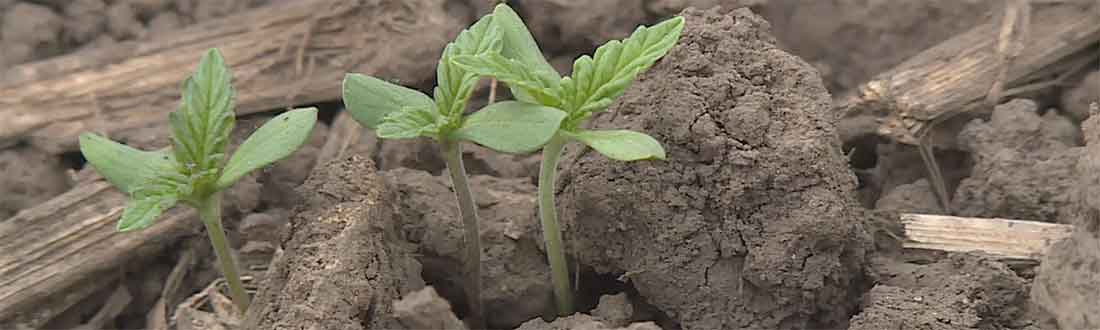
[556,7,871,329]
[2,0,1097,328]
[241,155,424,330]
[384,168,553,329]
[1030,108,1100,329]
[952,99,1081,222]
[0,146,72,219]
[851,254,1031,329]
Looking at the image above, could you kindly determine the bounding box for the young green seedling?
[453,4,684,315]
[79,49,318,314]
[341,11,566,329]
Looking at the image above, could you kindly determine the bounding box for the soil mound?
[242,156,423,330]
[1031,106,1100,329]
[556,7,871,329]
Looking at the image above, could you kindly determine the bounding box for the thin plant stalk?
[441,138,486,329]
[196,193,251,314]
[537,133,573,315]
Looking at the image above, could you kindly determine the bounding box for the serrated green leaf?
[342,74,434,130]
[490,3,559,103]
[217,107,318,190]
[435,13,502,121]
[168,48,237,193]
[377,106,441,139]
[452,53,561,106]
[564,129,666,161]
[558,16,684,118]
[117,194,177,232]
[79,133,177,194]
[454,101,566,154]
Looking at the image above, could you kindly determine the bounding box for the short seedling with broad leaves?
[79,48,319,314]
[341,7,567,329]
[453,4,685,316]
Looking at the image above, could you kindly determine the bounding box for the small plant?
[79,49,318,314]
[453,4,685,315]
[341,10,566,328]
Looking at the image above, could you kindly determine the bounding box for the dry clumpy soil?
[852,254,1031,330]
[952,99,1082,222]
[556,7,870,329]
[241,155,424,330]
[1030,108,1100,329]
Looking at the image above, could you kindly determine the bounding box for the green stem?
[197,193,250,314]
[538,133,573,315]
[440,138,485,329]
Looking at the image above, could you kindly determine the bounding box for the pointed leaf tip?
[566,129,666,161]
[79,133,177,194]
[217,107,319,190]
[342,73,434,130]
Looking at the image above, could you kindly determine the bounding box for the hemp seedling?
[454,4,684,315]
[341,11,566,329]
[79,49,318,314]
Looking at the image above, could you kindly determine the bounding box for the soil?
[392,286,467,330]
[242,155,424,330]
[555,7,871,329]
[383,168,553,329]
[3,0,1099,329]
[1030,110,1100,329]
[952,99,1082,222]
[852,254,1032,330]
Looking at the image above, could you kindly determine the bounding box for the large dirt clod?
[1031,106,1100,329]
[241,155,424,330]
[852,254,1030,329]
[556,7,870,329]
[952,99,1080,222]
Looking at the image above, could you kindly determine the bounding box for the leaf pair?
[452,5,684,161]
[80,49,318,231]
[342,9,566,154]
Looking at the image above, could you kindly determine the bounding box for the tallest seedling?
[342,10,567,329]
[454,4,684,315]
[79,49,319,314]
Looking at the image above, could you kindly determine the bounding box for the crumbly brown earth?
[851,254,1031,330]
[556,7,871,329]
[952,99,1081,222]
[1031,107,1100,329]
[241,155,424,330]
